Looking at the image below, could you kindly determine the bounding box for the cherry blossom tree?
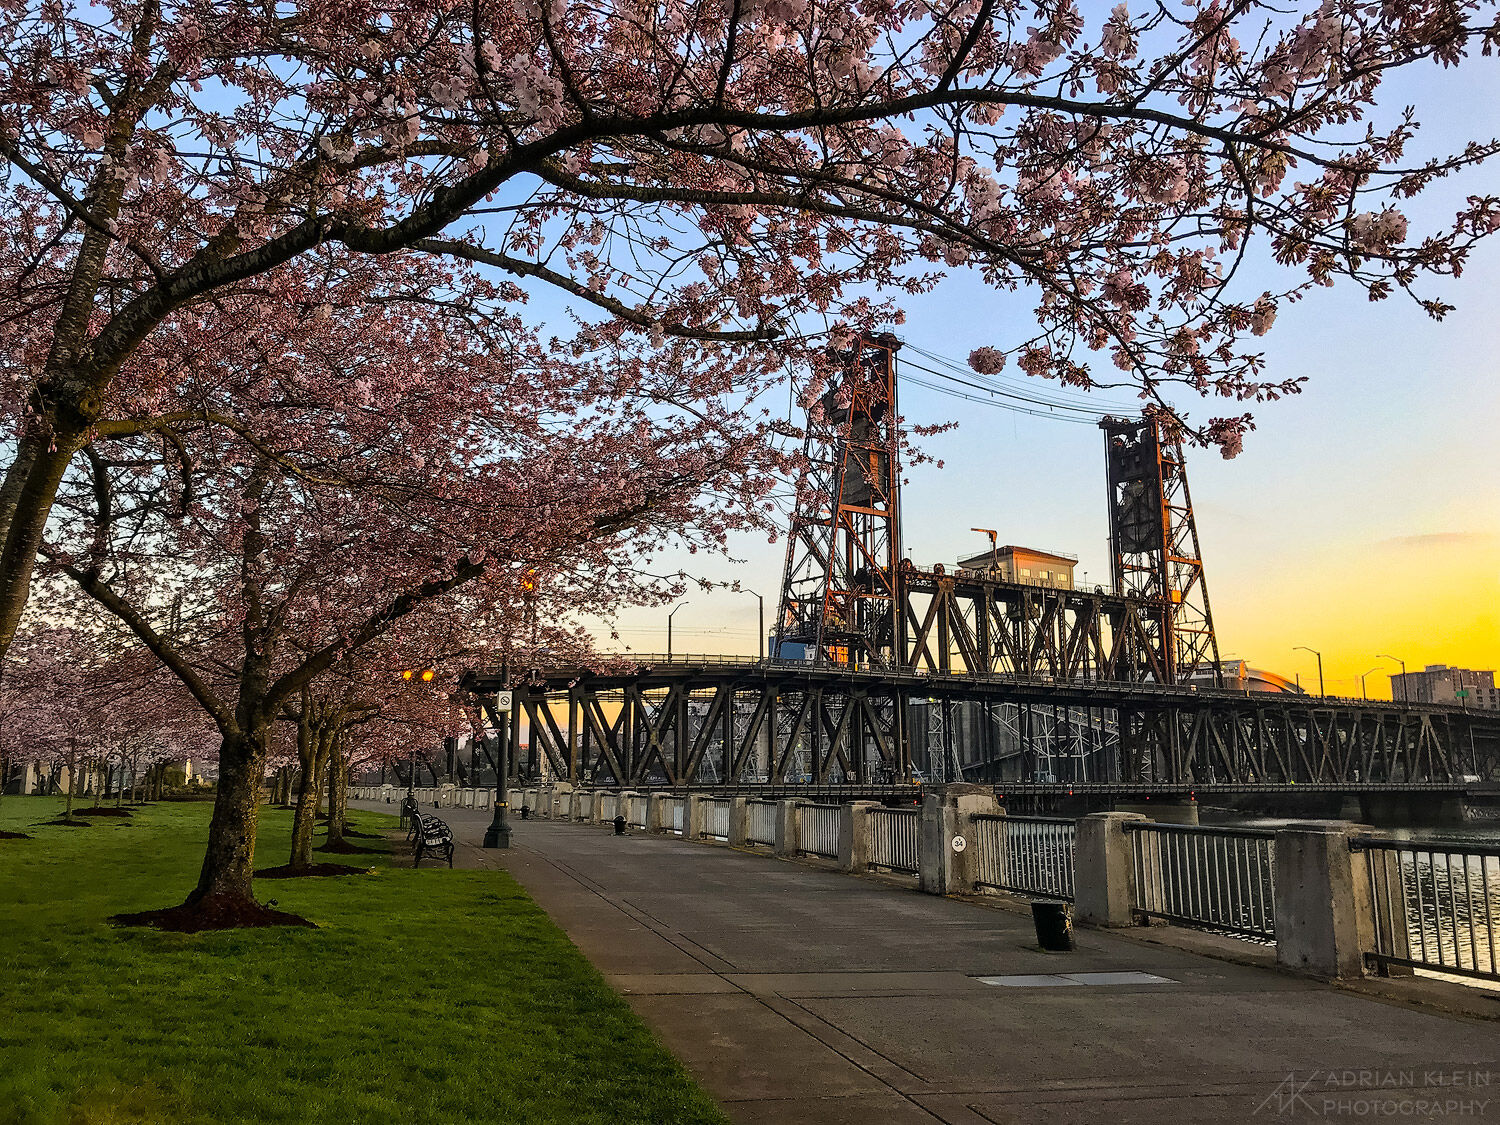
[35,253,789,924]
[4,0,1500,664]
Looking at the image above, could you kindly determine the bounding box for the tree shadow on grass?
[316,838,386,855]
[112,894,316,932]
[255,862,374,879]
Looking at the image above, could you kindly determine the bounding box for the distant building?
[956,545,1078,590]
[1391,665,1498,708]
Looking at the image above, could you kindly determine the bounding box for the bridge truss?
[464,660,1500,789]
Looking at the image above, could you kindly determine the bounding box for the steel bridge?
[463,658,1500,789]
[461,335,1500,794]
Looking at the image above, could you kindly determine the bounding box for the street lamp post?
[667,601,690,660]
[1294,645,1325,697]
[482,690,513,849]
[1378,654,1408,702]
[744,589,765,661]
[1359,666,1381,700]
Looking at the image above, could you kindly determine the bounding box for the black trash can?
[1031,899,1074,951]
[613,814,627,835]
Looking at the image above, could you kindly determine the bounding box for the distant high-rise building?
[1390,665,1497,708]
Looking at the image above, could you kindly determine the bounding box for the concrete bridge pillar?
[1074,813,1147,927]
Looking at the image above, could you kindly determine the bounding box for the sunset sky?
[578,62,1500,699]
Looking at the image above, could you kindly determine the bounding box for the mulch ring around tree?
[76,807,134,818]
[254,862,375,879]
[0,830,31,840]
[112,894,315,932]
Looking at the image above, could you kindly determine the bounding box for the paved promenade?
[363,802,1500,1124]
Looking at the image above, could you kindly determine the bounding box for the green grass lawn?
[0,796,728,1125]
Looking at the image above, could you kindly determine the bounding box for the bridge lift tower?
[774,333,903,668]
[1101,413,1222,686]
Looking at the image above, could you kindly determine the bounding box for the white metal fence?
[1129,822,1276,940]
[627,794,648,829]
[1354,835,1500,982]
[703,798,731,841]
[970,814,1076,900]
[869,807,920,874]
[748,800,777,846]
[663,796,685,835]
[800,804,841,859]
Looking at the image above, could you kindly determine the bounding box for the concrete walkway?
[365,802,1500,1124]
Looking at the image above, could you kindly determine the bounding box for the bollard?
[613,814,627,836]
[1031,900,1075,951]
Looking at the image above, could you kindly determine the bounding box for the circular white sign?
[951,835,967,853]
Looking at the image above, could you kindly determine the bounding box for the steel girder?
[901,571,1164,682]
[514,676,904,787]
[475,662,1500,788]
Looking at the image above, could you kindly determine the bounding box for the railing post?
[1074,813,1146,926]
[920,786,999,895]
[644,792,663,832]
[728,797,750,847]
[775,799,803,858]
[1273,822,1370,980]
[839,801,879,872]
[686,794,708,839]
[569,789,586,822]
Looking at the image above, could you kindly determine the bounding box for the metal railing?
[800,804,841,859]
[599,793,618,823]
[748,800,777,846]
[628,794,648,829]
[1352,835,1500,983]
[663,796,685,835]
[703,797,731,841]
[869,807,920,874]
[1128,822,1276,940]
[970,814,1076,900]
[577,791,593,820]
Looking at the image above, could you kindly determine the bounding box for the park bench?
[413,813,454,868]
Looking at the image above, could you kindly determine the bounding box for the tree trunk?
[186,729,267,904]
[325,730,348,848]
[65,741,77,820]
[0,429,85,664]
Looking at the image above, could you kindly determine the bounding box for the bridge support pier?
[1115,799,1198,825]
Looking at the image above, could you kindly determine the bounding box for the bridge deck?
[377,804,1500,1125]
